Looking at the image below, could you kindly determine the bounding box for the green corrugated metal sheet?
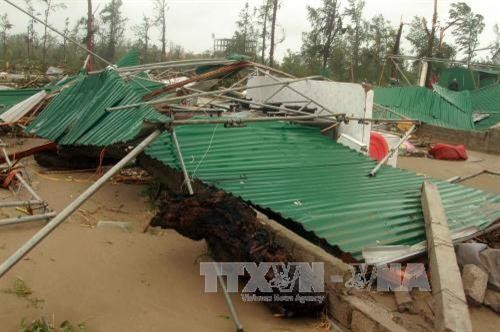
[116,49,139,68]
[374,87,475,130]
[471,83,500,130]
[0,88,43,112]
[438,67,478,91]
[25,70,168,146]
[433,84,471,112]
[144,121,500,260]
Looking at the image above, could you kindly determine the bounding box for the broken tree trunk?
[421,180,472,332]
[151,189,326,317]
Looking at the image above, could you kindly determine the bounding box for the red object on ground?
[369,132,389,161]
[428,144,468,161]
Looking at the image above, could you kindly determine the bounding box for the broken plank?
[421,180,472,332]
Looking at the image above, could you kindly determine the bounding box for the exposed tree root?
[151,189,327,317]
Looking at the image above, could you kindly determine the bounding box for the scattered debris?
[393,288,415,313]
[2,277,44,308]
[462,264,489,305]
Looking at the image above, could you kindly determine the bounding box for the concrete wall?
[417,124,500,155]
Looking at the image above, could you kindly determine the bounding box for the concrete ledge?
[256,210,413,332]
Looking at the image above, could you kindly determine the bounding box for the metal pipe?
[170,114,337,126]
[259,70,337,115]
[0,129,162,278]
[373,103,412,120]
[387,54,500,69]
[186,87,319,117]
[345,117,419,124]
[214,263,244,332]
[171,128,194,195]
[107,76,324,111]
[0,200,44,208]
[116,60,236,74]
[369,124,417,177]
[0,212,56,227]
[3,0,112,66]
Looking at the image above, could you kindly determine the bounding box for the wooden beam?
[421,180,472,332]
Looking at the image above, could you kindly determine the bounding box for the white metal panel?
[0,90,47,123]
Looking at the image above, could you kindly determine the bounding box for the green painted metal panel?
[374,87,475,130]
[433,84,472,112]
[471,83,500,130]
[438,67,479,91]
[144,121,500,260]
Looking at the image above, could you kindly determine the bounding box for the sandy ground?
[398,149,500,194]
[0,138,499,331]
[0,138,319,332]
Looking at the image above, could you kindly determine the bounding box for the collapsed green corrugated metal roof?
[471,83,500,130]
[116,48,140,68]
[374,86,475,130]
[432,83,500,130]
[144,121,500,261]
[0,88,43,112]
[25,70,168,146]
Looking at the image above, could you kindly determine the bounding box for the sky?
[1,0,499,61]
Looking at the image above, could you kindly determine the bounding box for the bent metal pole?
[0,129,162,278]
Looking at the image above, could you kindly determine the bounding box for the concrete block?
[484,289,500,314]
[462,264,488,305]
[351,310,378,332]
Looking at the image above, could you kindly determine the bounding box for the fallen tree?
[150,188,327,317]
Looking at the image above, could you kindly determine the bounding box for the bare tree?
[154,0,168,61]
[100,0,126,61]
[258,0,272,64]
[86,0,95,70]
[269,0,279,67]
[133,15,152,61]
[61,17,69,64]
[40,0,66,67]
[0,14,13,66]
[24,0,38,63]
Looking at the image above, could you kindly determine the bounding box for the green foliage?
[448,2,485,63]
[303,0,344,71]
[2,277,44,308]
[226,2,258,57]
[20,317,86,332]
[99,0,127,61]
